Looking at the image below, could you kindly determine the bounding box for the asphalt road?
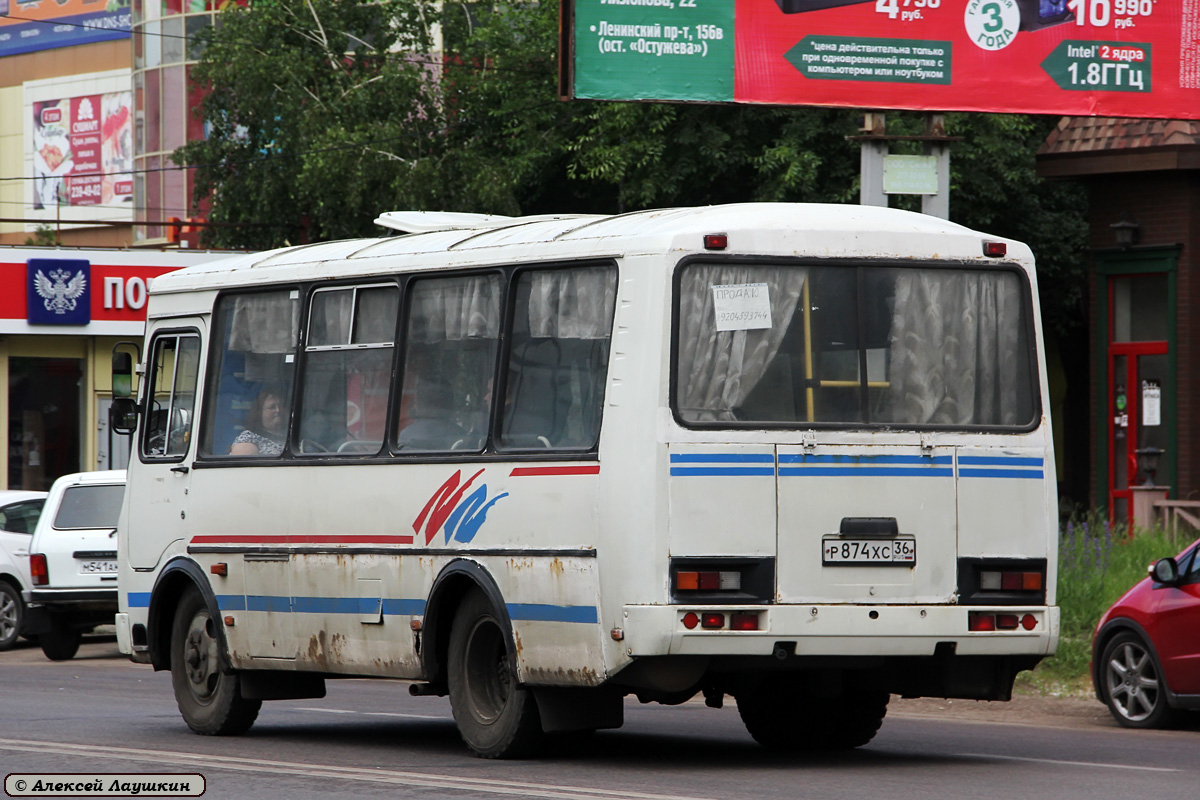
[1,636,1196,800]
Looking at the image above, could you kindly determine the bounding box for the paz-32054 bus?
[113,203,1058,758]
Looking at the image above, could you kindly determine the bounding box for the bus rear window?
[675,262,1036,429]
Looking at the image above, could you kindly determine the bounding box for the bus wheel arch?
[421,559,513,691]
[148,558,228,673]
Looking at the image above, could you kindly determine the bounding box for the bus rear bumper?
[622,604,1059,659]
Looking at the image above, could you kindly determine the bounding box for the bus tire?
[39,621,81,661]
[737,683,888,751]
[170,587,260,736]
[447,588,543,758]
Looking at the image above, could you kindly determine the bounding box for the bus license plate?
[80,560,118,574]
[822,538,915,566]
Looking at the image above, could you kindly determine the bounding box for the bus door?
[127,324,203,570]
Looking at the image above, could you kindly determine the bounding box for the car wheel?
[447,589,543,758]
[170,587,261,735]
[1101,631,1178,729]
[40,621,81,661]
[0,582,23,651]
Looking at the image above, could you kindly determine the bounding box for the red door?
[1106,274,1169,523]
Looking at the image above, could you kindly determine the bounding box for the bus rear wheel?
[447,589,543,758]
[170,587,260,735]
[737,683,889,751]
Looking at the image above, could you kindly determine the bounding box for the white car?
[0,490,49,650]
[25,470,126,660]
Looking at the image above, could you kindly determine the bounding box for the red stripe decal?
[190,535,415,545]
[509,465,601,477]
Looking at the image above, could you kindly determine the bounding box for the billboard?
[566,0,1200,119]
[0,0,132,58]
[32,91,134,210]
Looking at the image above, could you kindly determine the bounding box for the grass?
[1015,514,1193,697]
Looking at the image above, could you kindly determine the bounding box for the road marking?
[0,738,712,800]
[289,707,450,720]
[958,752,1178,773]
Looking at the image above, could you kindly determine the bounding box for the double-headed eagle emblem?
[34,268,87,315]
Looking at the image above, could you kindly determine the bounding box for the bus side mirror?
[111,345,140,435]
[110,398,139,436]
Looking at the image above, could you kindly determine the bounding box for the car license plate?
[80,560,118,574]
[822,537,915,566]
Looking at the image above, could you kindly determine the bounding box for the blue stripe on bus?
[670,467,776,476]
[959,468,1044,480]
[959,456,1044,467]
[779,467,954,477]
[126,592,150,608]
[778,454,953,464]
[670,453,774,463]
[246,595,292,613]
[382,598,427,616]
[291,596,363,614]
[216,594,246,611]
[506,603,599,624]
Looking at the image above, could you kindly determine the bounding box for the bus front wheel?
[737,683,888,750]
[170,587,261,735]
[447,589,543,758]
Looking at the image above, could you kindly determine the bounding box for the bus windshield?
[675,262,1037,429]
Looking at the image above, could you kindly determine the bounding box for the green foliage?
[24,224,59,247]
[1023,515,1191,693]
[175,1,1087,329]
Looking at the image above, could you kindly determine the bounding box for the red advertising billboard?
[567,0,1200,119]
[32,92,134,211]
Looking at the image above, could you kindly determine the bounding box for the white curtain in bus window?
[527,268,616,339]
[498,266,617,451]
[676,265,806,423]
[397,275,500,452]
[298,285,398,455]
[883,270,1032,426]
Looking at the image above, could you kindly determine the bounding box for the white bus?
[114,203,1058,758]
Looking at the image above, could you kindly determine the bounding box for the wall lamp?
[1110,215,1141,249]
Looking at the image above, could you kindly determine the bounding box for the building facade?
[1039,118,1200,515]
[1,247,216,489]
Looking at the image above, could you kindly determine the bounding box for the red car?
[1092,535,1200,727]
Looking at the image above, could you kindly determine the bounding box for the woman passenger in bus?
[229,388,286,456]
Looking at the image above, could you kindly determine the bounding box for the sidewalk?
[890,693,1115,730]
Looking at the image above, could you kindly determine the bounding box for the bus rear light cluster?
[681,611,759,631]
[980,570,1042,591]
[675,570,741,592]
[30,553,48,586]
[969,612,1038,632]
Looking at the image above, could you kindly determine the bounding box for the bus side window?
[395,274,500,453]
[497,265,616,451]
[200,290,299,457]
[142,333,201,459]
[296,284,398,455]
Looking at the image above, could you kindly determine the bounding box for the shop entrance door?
[7,357,84,490]
[1106,273,1170,523]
